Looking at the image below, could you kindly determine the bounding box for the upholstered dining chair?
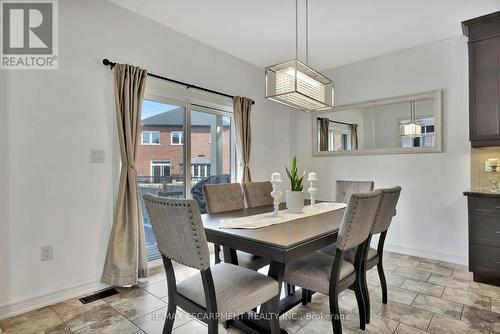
[294,180,376,300]
[335,180,374,203]
[283,190,383,334]
[242,181,274,208]
[203,183,269,271]
[320,186,401,324]
[144,195,281,334]
[313,180,375,268]
[358,186,401,322]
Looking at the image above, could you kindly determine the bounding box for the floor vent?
[79,288,119,304]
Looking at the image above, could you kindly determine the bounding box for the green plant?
[286,156,305,191]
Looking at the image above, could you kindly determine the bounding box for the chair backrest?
[372,186,401,234]
[336,190,383,251]
[144,195,210,271]
[203,183,245,213]
[190,174,231,214]
[242,181,274,208]
[335,180,374,204]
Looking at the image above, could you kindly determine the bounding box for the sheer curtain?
[102,63,149,285]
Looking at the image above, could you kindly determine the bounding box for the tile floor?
[1,252,500,334]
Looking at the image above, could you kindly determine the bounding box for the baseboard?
[383,243,468,266]
[0,279,109,320]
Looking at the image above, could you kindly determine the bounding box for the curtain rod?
[318,117,356,127]
[102,59,255,105]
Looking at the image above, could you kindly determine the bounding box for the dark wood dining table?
[202,201,345,334]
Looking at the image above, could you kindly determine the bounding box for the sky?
[142,100,179,120]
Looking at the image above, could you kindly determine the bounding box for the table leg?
[262,261,286,333]
[222,246,238,265]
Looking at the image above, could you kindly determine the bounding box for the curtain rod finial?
[102,58,115,69]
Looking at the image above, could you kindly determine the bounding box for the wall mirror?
[312,90,442,156]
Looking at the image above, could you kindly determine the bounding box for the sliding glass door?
[189,107,234,214]
[137,83,235,261]
[137,100,186,260]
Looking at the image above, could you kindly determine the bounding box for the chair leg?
[214,244,221,264]
[207,319,218,334]
[308,290,313,302]
[162,300,176,334]
[329,292,342,334]
[263,295,280,334]
[286,283,295,296]
[353,280,366,330]
[377,261,388,304]
[361,268,371,324]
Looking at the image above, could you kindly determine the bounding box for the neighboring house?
[137,108,231,183]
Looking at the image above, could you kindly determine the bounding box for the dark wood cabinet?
[463,12,500,147]
[464,192,500,286]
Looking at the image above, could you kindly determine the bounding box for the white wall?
[291,37,470,264]
[0,0,290,317]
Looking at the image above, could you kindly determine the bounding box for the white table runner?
[219,202,347,229]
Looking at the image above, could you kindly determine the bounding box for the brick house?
[137,108,231,183]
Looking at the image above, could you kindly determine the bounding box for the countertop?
[464,189,500,197]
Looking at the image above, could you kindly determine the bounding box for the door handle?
[496,231,500,234]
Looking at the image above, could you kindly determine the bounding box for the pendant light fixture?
[402,100,422,138]
[265,0,335,112]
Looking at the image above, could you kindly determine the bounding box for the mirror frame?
[311,90,442,156]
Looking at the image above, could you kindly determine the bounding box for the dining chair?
[283,190,383,333]
[203,183,269,271]
[335,180,375,204]
[359,186,401,322]
[242,181,274,208]
[320,186,401,324]
[144,195,281,334]
[315,180,375,265]
[294,180,375,300]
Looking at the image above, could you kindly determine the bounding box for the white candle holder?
[270,174,282,216]
[307,172,318,208]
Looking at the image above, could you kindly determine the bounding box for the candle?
[271,172,281,182]
[489,158,500,168]
[308,172,318,181]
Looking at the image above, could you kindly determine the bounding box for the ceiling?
[109,0,500,70]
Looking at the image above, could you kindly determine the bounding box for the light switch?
[90,150,105,163]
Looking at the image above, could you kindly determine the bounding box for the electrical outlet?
[90,150,105,163]
[41,246,53,261]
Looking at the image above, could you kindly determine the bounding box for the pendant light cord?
[295,0,298,61]
[306,0,309,65]
[294,0,309,64]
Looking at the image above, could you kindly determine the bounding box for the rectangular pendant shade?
[265,59,334,111]
[403,123,422,137]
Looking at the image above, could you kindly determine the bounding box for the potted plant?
[285,156,305,213]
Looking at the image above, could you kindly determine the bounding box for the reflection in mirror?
[313,91,441,156]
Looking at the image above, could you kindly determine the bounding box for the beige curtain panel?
[350,124,359,150]
[319,118,329,151]
[234,97,253,182]
[102,64,149,286]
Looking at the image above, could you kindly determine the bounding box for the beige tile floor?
[1,252,499,334]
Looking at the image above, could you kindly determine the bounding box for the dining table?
[202,201,345,334]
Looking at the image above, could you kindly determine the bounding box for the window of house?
[171,131,183,145]
[141,130,160,145]
[192,163,210,179]
[151,160,171,183]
